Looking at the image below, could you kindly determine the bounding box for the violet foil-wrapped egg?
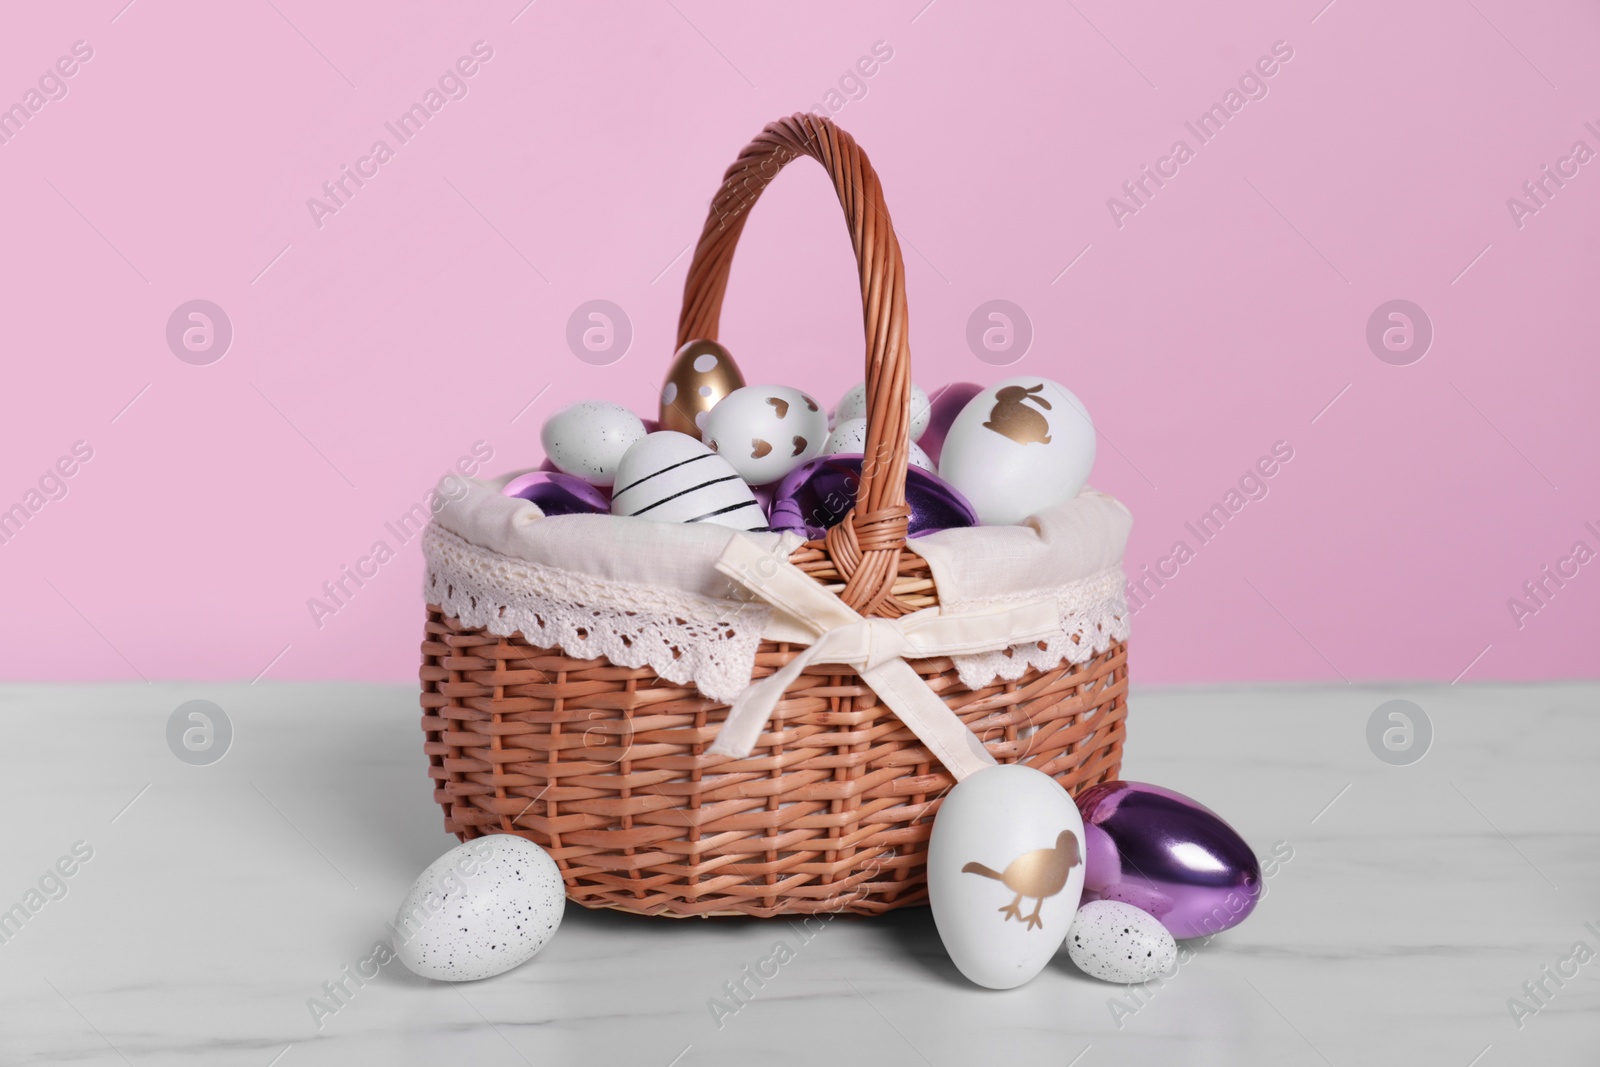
[767,454,977,540]
[1075,780,1262,940]
[918,382,984,467]
[501,471,610,516]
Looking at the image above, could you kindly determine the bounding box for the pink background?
[2,0,1595,685]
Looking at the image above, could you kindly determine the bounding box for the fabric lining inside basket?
[423,475,1131,703]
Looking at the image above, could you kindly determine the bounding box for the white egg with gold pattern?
[659,339,744,438]
[701,385,828,485]
[928,764,1087,989]
[938,377,1095,525]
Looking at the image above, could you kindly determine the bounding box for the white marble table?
[1,681,1595,1066]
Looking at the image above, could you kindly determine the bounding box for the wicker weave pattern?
[678,112,918,617]
[420,609,1126,917]
[416,113,1129,916]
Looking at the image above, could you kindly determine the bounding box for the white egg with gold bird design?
[937,376,1096,525]
[927,763,1087,989]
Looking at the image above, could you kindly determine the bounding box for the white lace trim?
[424,525,770,703]
[423,525,1128,704]
[943,568,1129,690]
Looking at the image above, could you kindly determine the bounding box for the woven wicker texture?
[419,113,1128,917]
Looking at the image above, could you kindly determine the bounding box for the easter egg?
[539,401,647,487]
[610,431,766,530]
[918,382,984,466]
[392,835,565,982]
[660,339,745,437]
[767,455,976,540]
[1067,899,1178,983]
[701,385,829,485]
[501,471,610,516]
[821,418,934,472]
[1076,781,1261,940]
[832,381,933,441]
[938,377,1096,525]
[928,764,1087,989]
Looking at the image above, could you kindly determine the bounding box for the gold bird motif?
[961,829,1081,931]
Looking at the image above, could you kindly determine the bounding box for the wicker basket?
[418,113,1128,918]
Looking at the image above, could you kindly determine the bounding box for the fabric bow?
[710,536,1063,782]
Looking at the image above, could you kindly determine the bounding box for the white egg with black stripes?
[610,431,766,530]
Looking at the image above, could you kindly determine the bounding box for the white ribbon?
[710,536,1064,782]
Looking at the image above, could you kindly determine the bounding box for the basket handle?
[675,113,914,616]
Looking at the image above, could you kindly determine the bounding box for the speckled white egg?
[1067,899,1178,984]
[540,401,647,487]
[832,381,932,441]
[928,764,1087,989]
[392,835,565,982]
[939,377,1096,525]
[701,385,829,485]
[611,431,766,530]
[822,417,934,472]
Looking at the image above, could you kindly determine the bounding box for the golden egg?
[659,339,745,438]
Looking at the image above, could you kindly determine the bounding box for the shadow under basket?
[419,607,1127,918]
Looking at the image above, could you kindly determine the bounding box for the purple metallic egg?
[1075,780,1262,940]
[767,454,977,540]
[918,382,984,467]
[501,471,610,516]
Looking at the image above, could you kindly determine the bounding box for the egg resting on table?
[392,835,565,982]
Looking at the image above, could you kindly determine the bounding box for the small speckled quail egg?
[832,381,932,441]
[822,417,934,472]
[1067,899,1178,984]
[392,835,565,982]
[540,400,647,486]
[701,385,829,485]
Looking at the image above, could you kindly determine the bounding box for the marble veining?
[0,681,1595,1065]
